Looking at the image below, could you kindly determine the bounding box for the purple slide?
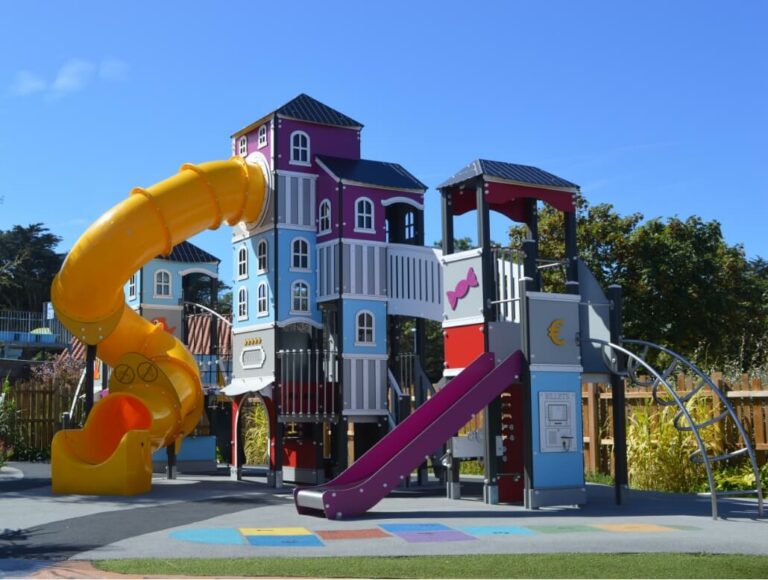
[294,350,524,519]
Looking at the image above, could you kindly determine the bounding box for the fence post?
[586,383,599,474]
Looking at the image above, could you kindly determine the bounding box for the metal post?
[166,442,177,479]
[519,277,535,508]
[441,190,454,255]
[522,199,541,291]
[84,344,96,418]
[564,210,579,295]
[608,285,627,504]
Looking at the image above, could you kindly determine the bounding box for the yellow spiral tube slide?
[50,158,266,495]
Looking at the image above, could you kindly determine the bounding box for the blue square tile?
[461,526,535,537]
[246,535,324,547]
[171,528,245,545]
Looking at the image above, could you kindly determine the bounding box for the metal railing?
[0,310,72,346]
[277,348,339,420]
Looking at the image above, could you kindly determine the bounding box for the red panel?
[447,181,575,223]
[283,438,317,469]
[498,385,525,503]
[444,324,485,369]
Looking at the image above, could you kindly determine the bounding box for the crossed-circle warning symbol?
[114,364,135,384]
[137,362,158,382]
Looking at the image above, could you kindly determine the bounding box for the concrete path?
[1,462,765,578]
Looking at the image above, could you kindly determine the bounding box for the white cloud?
[99,58,129,82]
[51,59,96,94]
[9,71,47,96]
[8,57,128,99]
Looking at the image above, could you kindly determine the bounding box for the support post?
[564,210,579,295]
[166,442,177,479]
[519,277,535,508]
[441,191,454,255]
[608,285,627,504]
[84,344,96,418]
[522,199,541,291]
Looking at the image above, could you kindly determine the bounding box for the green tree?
[0,224,63,311]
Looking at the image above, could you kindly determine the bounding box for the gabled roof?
[438,159,579,191]
[232,94,363,137]
[157,241,219,264]
[316,155,427,192]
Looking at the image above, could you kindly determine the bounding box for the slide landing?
[51,158,266,495]
[294,350,524,519]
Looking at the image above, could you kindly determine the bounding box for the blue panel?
[171,528,245,545]
[530,371,585,489]
[342,299,387,355]
[152,436,216,462]
[233,232,276,328]
[276,229,321,325]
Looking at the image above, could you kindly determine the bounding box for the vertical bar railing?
[277,348,339,420]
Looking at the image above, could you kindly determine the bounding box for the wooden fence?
[582,373,768,475]
[8,382,74,454]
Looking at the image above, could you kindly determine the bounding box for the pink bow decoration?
[446,267,479,310]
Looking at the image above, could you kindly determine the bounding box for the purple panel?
[242,119,273,166]
[396,531,476,543]
[294,351,525,519]
[276,118,360,172]
[341,184,423,243]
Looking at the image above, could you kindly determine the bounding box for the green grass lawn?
[97,553,768,578]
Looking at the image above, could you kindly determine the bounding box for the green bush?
[712,461,768,492]
[0,376,25,467]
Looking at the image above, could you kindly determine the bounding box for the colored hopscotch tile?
[239,527,312,536]
[666,525,701,531]
[460,526,535,537]
[170,528,245,545]
[379,523,452,533]
[396,531,476,544]
[245,535,324,547]
[526,525,601,534]
[592,523,677,533]
[316,529,391,541]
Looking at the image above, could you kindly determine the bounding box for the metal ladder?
[595,338,763,519]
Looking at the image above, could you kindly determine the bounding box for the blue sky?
[1,1,766,289]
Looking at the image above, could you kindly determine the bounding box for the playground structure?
[50,94,762,519]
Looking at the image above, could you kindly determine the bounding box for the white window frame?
[128,273,137,300]
[318,199,331,234]
[237,287,248,321]
[256,282,268,317]
[238,135,247,157]
[289,130,310,166]
[355,310,375,346]
[290,237,310,272]
[256,239,268,273]
[258,125,267,148]
[237,246,248,280]
[404,210,415,240]
[290,280,310,314]
[354,197,375,233]
[154,270,171,298]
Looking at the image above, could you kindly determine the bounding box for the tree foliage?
[510,198,768,371]
[0,224,63,311]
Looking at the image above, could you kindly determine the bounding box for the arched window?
[291,281,309,313]
[257,283,268,316]
[356,311,374,345]
[154,270,171,297]
[128,273,137,300]
[404,211,415,240]
[355,198,374,232]
[237,246,248,279]
[237,287,248,320]
[256,239,268,272]
[291,238,309,271]
[318,199,331,234]
[290,131,310,165]
[257,125,267,148]
[238,136,247,157]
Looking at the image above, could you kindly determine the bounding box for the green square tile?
[526,525,601,534]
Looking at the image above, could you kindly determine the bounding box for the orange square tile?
[593,523,676,533]
[316,528,391,540]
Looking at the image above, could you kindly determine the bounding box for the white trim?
[237,286,248,321]
[380,196,424,210]
[256,239,268,273]
[257,124,268,148]
[527,291,581,303]
[233,321,275,335]
[484,175,579,194]
[244,152,273,228]
[236,246,248,281]
[275,168,318,180]
[276,223,316,232]
[289,236,311,272]
[237,135,247,157]
[530,364,584,374]
[442,315,486,329]
[276,316,323,330]
[353,196,375,234]
[443,367,464,378]
[222,375,275,397]
[138,304,183,311]
[127,273,137,300]
[441,247,482,264]
[318,198,332,234]
[177,267,219,278]
[342,180,424,195]
[152,269,172,299]
[341,352,388,361]
[354,309,375,347]
[240,345,267,370]
[256,282,269,317]
[318,237,391,249]
[342,293,388,302]
[289,130,311,166]
[289,280,310,314]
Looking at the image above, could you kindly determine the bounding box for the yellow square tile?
[239,527,312,536]
[593,523,675,533]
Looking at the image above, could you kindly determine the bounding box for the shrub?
[0,376,25,467]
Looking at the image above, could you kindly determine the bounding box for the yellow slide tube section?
[51,158,265,495]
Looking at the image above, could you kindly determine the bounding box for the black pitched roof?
[232,94,363,137]
[316,155,427,192]
[158,241,219,264]
[438,159,579,190]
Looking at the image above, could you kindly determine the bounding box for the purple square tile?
[397,530,476,543]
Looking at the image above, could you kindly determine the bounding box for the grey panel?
[488,320,522,363]
[577,260,612,373]
[377,360,387,409]
[355,245,363,293]
[277,175,286,223]
[356,359,364,410]
[342,244,350,293]
[367,359,376,409]
[527,293,581,367]
[343,359,352,411]
[379,247,387,295]
[232,328,275,379]
[443,253,484,322]
[302,178,312,226]
[290,177,299,224]
[366,246,375,294]
[527,486,587,508]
